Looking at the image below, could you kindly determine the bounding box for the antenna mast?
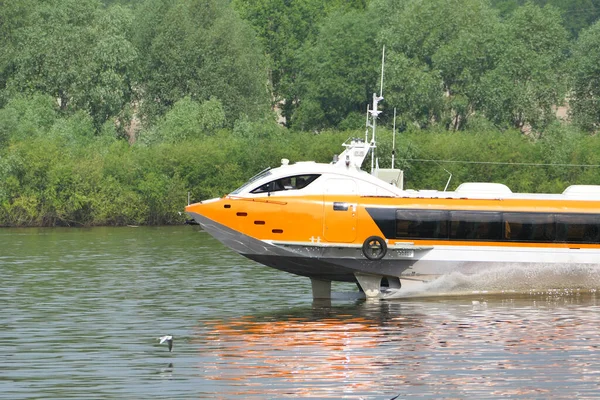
[369,46,385,174]
[392,107,396,169]
[380,45,385,98]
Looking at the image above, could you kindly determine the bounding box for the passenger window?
[556,214,600,243]
[396,210,449,239]
[504,213,555,242]
[392,209,600,244]
[449,211,502,241]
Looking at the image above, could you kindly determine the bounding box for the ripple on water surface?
[2,227,600,399]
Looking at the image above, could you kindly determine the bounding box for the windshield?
[250,174,321,194]
[230,167,272,195]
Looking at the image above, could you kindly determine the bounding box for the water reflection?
[196,302,409,398]
[195,294,600,398]
[157,363,174,379]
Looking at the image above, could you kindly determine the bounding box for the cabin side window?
[449,211,503,241]
[504,213,555,242]
[556,214,600,243]
[391,208,600,244]
[396,210,449,239]
[250,174,320,194]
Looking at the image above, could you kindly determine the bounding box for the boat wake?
[385,263,600,299]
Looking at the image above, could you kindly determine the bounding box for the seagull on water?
[159,335,173,352]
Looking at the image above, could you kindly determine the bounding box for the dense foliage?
[1,0,600,226]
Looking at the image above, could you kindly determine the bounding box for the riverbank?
[2,126,599,227]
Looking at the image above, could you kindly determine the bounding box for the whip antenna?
[380,45,385,98]
[369,46,385,174]
[392,107,396,169]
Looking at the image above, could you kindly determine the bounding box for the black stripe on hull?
[365,207,396,239]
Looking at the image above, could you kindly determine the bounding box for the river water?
[2,226,600,399]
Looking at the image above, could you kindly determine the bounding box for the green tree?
[0,94,58,142]
[480,3,568,129]
[379,0,502,130]
[547,0,600,37]
[0,0,138,131]
[491,0,600,37]
[149,96,225,144]
[477,3,569,132]
[570,20,600,132]
[102,0,139,5]
[292,9,380,131]
[383,52,444,129]
[490,0,521,16]
[132,0,270,127]
[232,0,368,126]
[0,0,36,107]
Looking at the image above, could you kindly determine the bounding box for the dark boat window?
[396,210,449,239]
[390,208,600,244]
[556,214,600,243]
[294,174,320,189]
[250,174,320,194]
[449,211,502,241]
[504,213,555,242]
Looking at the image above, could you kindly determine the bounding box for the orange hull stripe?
[186,194,600,247]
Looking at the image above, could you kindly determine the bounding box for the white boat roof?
[402,184,600,201]
[401,183,600,201]
[237,159,600,202]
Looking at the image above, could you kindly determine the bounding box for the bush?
[2,115,600,227]
[0,94,57,142]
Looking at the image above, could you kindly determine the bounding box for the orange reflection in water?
[191,295,600,398]
[197,315,394,397]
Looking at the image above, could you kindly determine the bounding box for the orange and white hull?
[186,181,600,299]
